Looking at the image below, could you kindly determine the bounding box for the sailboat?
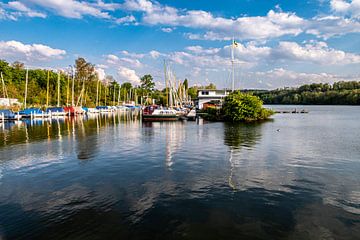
[17,68,49,118]
[46,70,67,117]
[141,60,179,121]
[63,67,84,115]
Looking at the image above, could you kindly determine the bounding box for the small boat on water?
[142,105,179,121]
[87,108,100,114]
[186,109,197,121]
[96,106,113,113]
[45,107,66,117]
[0,109,21,121]
[63,106,85,115]
[116,105,128,111]
[18,108,49,118]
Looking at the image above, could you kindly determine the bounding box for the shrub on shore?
[202,91,274,122]
[222,91,274,122]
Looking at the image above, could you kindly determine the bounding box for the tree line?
[251,82,360,105]
[0,58,217,108]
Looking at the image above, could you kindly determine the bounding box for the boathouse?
[196,90,229,109]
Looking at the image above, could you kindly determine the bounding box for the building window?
[201,91,209,95]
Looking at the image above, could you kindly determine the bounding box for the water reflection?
[0,112,139,148]
[223,122,263,150]
[0,106,359,239]
[223,122,264,190]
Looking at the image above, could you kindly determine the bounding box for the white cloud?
[306,15,360,38]
[117,66,141,85]
[120,0,305,40]
[161,27,174,33]
[0,40,66,61]
[271,41,360,65]
[331,0,360,18]
[95,67,106,81]
[7,1,46,18]
[149,50,161,59]
[185,46,221,55]
[115,15,136,24]
[26,0,112,19]
[106,54,119,64]
[106,52,143,68]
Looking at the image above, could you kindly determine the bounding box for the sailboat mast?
[96,80,99,106]
[1,72,10,106]
[57,70,60,107]
[164,60,168,107]
[46,70,50,107]
[113,85,116,105]
[66,73,70,106]
[117,85,121,105]
[24,68,28,109]
[71,66,75,106]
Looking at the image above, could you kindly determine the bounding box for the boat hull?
[142,115,179,121]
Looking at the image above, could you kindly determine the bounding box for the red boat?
[63,107,84,116]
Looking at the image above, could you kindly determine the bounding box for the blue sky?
[0,0,360,89]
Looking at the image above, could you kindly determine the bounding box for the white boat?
[186,109,197,121]
[87,108,100,114]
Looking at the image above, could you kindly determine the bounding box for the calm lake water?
[0,106,359,239]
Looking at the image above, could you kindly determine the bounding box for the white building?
[197,89,229,109]
[0,98,21,107]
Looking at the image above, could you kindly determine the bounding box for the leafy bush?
[222,91,274,122]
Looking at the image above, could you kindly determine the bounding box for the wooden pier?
[274,109,309,114]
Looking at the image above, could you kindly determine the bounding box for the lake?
[0,106,359,239]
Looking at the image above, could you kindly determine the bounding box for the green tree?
[140,74,155,92]
[222,91,274,122]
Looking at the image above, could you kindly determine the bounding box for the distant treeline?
[250,82,360,105]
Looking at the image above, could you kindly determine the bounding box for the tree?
[222,91,274,122]
[12,61,24,70]
[140,74,155,92]
[205,83,216,90]
[183,79,189,90]
[121,82,132,90]
[188,86,198,99]
[75,57,96,82]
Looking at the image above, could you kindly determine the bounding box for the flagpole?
[231,37,235,92]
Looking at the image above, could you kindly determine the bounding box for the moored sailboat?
[142,105,178,121]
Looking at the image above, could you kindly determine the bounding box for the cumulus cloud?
[0,40,66,61]
[149,50,161,59]
[95,67,106,81]
[24,0,112,19]
[123,0,305,40]
[161,27,174,33]
[106,54,119,64]
[271,41,360,65]
[7,1,46,18]
[330,0,360,18]
[119,0,360,40]
[117,66,141,85]
[185,46,221,55]
[106,52,143,68]
[115,15,136,24]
